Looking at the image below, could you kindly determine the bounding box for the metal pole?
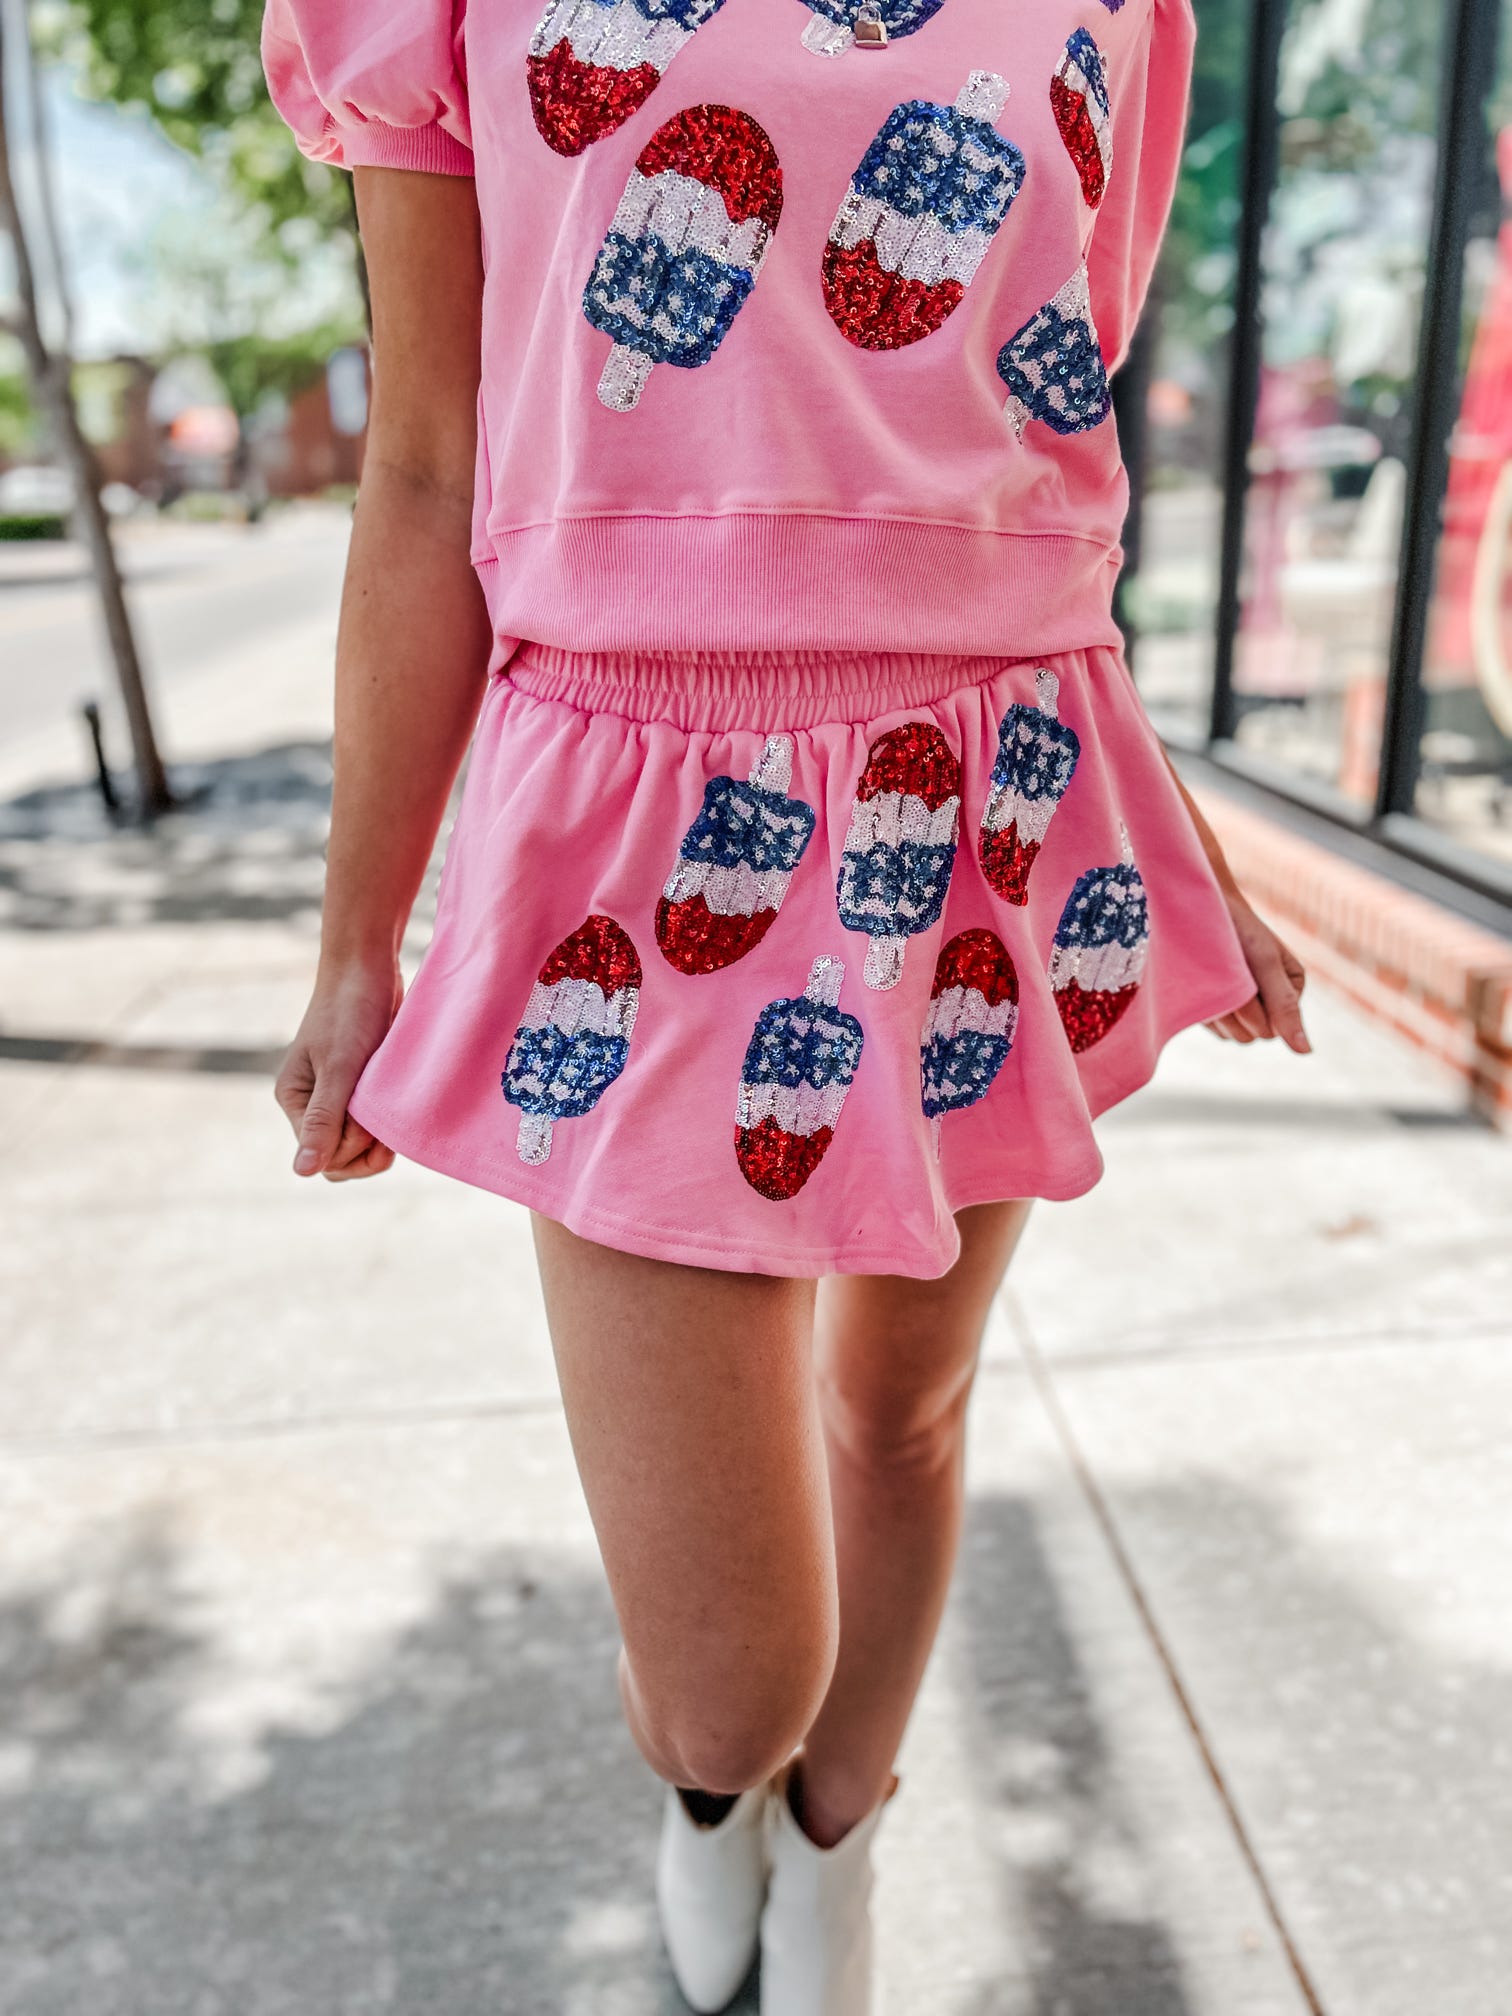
[1375,0,1503,820]
[1209,0,1288,746]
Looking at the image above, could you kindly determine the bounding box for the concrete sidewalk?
[1,605,1509,2015]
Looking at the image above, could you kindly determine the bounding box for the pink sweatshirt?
[262,0,1194,662]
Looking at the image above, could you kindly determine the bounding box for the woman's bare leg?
[532,1216,839,1797]
[795,1200,1034,1845]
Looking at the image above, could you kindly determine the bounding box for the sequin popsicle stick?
[979,668,1081,904]
[823,72,1024,352]
[656,734,817,975]
[997,265,1112,441]
[502,915,642,1164]
[583,104,784,412]
[1048,828,1149,1053]
[798,0,950,58]
[527,0,730,157]
[836,723,961,991]
[921,928,1020,1152]
[736,955,864,1201]
[1051,27,1113,210]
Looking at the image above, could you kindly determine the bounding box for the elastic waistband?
[505,642,1076,733]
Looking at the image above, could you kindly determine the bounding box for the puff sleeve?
[1085,0,1196,376]
[261,0,473,176]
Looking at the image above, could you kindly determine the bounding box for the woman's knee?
[623,1618,838,1794]
[817,1340,979,1482]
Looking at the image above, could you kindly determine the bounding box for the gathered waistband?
[504,641,1097,733]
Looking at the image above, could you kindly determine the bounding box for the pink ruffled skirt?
[348,644,1256,1279]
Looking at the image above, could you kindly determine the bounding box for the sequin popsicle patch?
[583,104,784,411]
[736,955,865,1201]
[823,73,1024,352]
[836,722,961,991]
[656,735,817,974]
[502,915,642,1164]
[979,668,1081,905]
[921,928,1020,1146]
[1051,27,1113,209]
[1048,840,1149,1053]
[997,265,1112,441]
[527,0,730,157]
[797,0,950,59]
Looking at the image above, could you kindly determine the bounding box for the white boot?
[656,1784,769,2013]
[760,1764,898,2016]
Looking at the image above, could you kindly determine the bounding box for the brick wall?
[1194,789,1512,1128]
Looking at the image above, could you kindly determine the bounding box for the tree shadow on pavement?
[6,1475,1491,2013]
[0,742,339,935]
[0,1508,701,2016]
[951,1493,1199,2016]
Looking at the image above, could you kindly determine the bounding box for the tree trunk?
[0,12,172,817]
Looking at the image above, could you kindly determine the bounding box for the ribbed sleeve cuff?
[332,120,474,176]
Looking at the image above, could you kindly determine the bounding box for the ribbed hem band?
[477,513,1124,663]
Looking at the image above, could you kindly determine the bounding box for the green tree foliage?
[46,0,353,252]
[1161,0,1251,349]
[206,321,354,420]
[0,363,40,459]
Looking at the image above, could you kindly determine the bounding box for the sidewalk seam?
[0,1393,565,1457]
[1007,1298,1330,2016]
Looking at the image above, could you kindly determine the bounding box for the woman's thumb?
[294,1075,348,1176]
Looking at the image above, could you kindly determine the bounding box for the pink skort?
[348,644,1256,1279]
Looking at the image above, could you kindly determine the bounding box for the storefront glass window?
[1413,18,1512,873]
[1128,0,1249,740]
[1229,0,1444,805]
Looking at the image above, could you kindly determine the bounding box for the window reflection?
[1231,0,1443,804]
[1126,0,1247,739]
[1415,50,1512,871]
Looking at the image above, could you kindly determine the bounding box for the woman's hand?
[1153,745,1312,1056]
[271,168,490,1190]
[1206,891,1311,1052]
[275,961,404,1181]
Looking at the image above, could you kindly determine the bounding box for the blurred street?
[2,517,1511,2015]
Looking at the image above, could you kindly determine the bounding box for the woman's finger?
[273,1045,316,1137]
[1233,993,1274,1041]
[325,1139,396,1181]
[294,1063,360,1177]
[323,1114,388,1176]
[1254,944,1312,1054]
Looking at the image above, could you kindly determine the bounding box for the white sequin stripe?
[842,790,960,855]
[922,985,1019,1046]
[611,168,774,275]
[662,858,792,916]
[519,974,640,1042]
[981,781,1061,846]
[531,0,688,72]
[1048,938,1148,993]
[1061,50,1114,174]
[829,193,997,290]
[736,1079,851,1138]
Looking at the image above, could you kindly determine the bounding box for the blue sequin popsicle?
[503,916,642,1164]
[836,723,961,991]
[997,265,1112,441]
[823,73,1024,352]
[979,668,1081,904]
[921,928,1020,1150]
[583,104,784,411]
[528,0,730,157]
[736,956,864,1200]
[1048,831,1150,1052]
[656,735,817,974]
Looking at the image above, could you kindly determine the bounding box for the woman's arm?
[275,167,493,1181]
[1159,747,1312,1055]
